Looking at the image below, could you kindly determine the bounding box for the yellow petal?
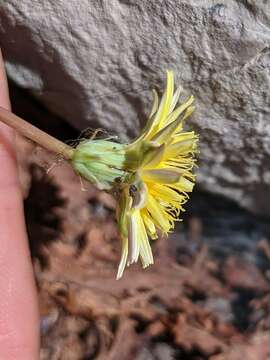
[142,143,165,168]
[141,209,158,239]
[137,212,154,267]
[150,183,186,205]
[150,110,186,144]
[158,70,174,127]
[130,90,159,146]
[165,138,197,158]
[142,168,182,184]
[144,70,174,139]
[169,85,183,114]
[176,105,195,131]
[173,176,195,193]
[166,95,194,128]
[172,131,197,143]
[146,194,171,233]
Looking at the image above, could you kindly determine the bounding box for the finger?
[0,49,39,359]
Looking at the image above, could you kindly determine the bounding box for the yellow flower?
[71,70,198,279]
[116,70,198,279]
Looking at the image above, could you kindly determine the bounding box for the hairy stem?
[0,107,74,160]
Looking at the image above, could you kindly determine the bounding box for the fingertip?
[0,49,40,358]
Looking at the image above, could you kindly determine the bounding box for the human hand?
[0,49,39,359]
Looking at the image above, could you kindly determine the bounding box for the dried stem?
[0,107,74,160]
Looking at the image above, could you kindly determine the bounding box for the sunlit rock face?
[1,0,270,215]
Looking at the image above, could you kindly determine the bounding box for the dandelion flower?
[71,71,198,279]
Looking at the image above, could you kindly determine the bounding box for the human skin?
[0,49,39,359]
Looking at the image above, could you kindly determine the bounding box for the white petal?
[116,237,128,280]
[127,213,139,265]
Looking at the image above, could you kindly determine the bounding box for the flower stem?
[0,107,74,160]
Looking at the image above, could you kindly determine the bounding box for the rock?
[1,1,270,215]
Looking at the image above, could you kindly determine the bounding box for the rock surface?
[0,0,270,215]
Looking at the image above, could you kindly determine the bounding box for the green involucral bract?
[72,139,128,190]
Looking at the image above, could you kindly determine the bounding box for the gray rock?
[0,0,270,215]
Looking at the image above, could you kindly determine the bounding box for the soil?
[10,82,270,360]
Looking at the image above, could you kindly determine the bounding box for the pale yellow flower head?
[72,71,199,279]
